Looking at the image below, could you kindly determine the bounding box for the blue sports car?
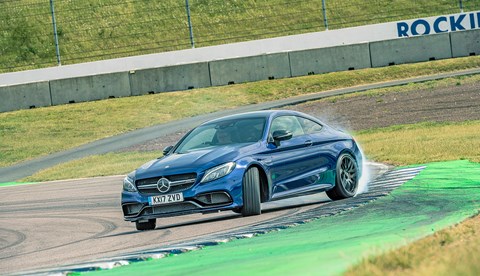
[122,110,362,230]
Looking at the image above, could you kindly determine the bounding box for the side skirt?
[271,183,333,201]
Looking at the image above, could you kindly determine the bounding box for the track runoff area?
[16,160,480,275]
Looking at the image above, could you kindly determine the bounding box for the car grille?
[141,202,199,216]
[136,173,197,195]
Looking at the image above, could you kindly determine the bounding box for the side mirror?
[162,145,174,156]
[271,130,293,146]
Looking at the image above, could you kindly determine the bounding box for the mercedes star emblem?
[156,178,171,193]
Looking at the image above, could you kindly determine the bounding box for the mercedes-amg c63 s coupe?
[122,110,362,230]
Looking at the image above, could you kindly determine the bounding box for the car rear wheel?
[326,153,359,200]
[241,167,261,216]
[135,219,156,231]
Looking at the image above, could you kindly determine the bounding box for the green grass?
[345,161,480,276]
[2,56,480,168]
[355,121,480,165]
[1,0,474,72]
[316,73,480,104]
[346,212,480,276]
[21,152,160,182]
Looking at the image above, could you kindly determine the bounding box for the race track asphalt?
[0,163,392,275]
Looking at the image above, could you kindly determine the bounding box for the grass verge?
[312,72,480,104]
[21,152,160,182]
[355,121,480,165]
[346,215,480,275]
[345,162,480,276]
[82,160,480,275]
[1,56,480,168]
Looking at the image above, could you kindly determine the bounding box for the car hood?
[134,143,259,179]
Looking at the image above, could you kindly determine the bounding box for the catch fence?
[0,0,475,72]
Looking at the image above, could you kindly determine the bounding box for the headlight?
[123,175,137,192]
[200,162,236,183]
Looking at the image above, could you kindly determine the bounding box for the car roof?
[201,110,317,125]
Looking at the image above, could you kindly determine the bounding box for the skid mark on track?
[0,228,26,251]
[0,216,118,260]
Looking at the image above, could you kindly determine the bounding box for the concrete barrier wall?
[289,43,371,77]
[3,31,480,113]
[129,62,211,96]
[49,72,130,105]
[209,53,291,86]
[451,29,480,58]
[370,33,452,67]
[0,82,51,112]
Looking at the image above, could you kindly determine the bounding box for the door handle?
[304,140,313,146]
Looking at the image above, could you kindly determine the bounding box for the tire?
[241,167,261,216]
[326,153,359,200]
[135,219,156,231]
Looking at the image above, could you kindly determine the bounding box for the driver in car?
[216,128,233,145]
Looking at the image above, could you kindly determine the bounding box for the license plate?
[149,193,184,206]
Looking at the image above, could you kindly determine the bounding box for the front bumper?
[122,192,239,221]
[122,171,244,222]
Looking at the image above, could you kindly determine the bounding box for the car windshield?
[175,117,266,153]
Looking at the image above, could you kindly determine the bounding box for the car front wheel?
[326,153,359,200]
[241,167,261,216]
[135,219,156,231]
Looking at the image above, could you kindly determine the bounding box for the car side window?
[235,118,265,143]
[299,117,323,134]
[270,116,305,138]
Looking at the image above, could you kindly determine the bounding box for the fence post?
[49,0,61,65]
[459,0,464,13]
[322,0,328,30]
[185,0,195,48]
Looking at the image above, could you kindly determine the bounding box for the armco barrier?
[369,33,452,67]
[49,72,130,105]
[0,82,51,112]
[209,53,291,86]
[450,29,480,58]
[289,43,371,77]
[129,62,211,96]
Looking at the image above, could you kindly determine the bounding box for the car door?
[267,115,326,196]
